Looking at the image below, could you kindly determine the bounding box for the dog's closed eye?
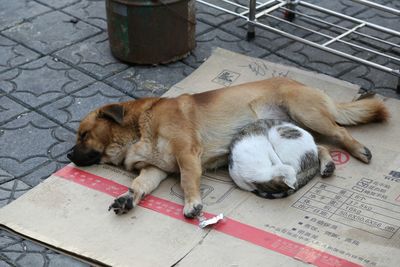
[79,131,88,141]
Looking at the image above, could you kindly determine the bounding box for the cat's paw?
[321,161,335,178]
[275,165,296,189]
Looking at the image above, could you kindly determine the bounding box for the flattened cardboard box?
[1,48,400,267]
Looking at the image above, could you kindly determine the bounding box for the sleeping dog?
[67,77,389,218]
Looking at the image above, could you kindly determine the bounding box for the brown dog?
[67,77,389,218]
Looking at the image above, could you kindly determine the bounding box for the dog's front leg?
[109,166,168,215]
[177,149,203,218]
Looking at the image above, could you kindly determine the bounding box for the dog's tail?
[335,98,389,126]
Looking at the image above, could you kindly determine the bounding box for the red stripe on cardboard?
[55,165,127,197]
[55,165,361,267]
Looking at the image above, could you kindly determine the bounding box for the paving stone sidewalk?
[0,0,399,266]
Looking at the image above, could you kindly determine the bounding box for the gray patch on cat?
[253,189,292,199]
[230,119,284,146]
[252,176,295,199]
[300,151,319,172]
[229,119,285,169]
[295,150,319,189]
[277,126,302,139]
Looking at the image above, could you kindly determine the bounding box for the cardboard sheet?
[1,48,400,267]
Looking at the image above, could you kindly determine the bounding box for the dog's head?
[67,103,130,167]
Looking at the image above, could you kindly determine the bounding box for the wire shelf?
[197,0,400,92]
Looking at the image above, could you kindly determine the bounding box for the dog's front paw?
[108,194,134,215]
[183,200,203,219]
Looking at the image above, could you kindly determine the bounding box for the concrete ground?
[0,0,399,266]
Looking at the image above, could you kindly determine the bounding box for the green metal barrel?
[106,0,196,64]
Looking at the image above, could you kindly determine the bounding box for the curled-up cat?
[228,119,335,198]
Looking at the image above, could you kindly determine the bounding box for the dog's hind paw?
[361,147,372,163]
[108,194,134,215]
[353,146,372,164]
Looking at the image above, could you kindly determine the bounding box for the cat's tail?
[335,98,389,126]
[252,164,297,199]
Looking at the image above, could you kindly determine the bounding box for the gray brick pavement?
[0,35,40,73]
[184,28,269,67]
[0,112,75,177]
[17,160,64,187]
[39,82,132,131]
[62,0,108,30]
[0,0,399,266]
[54,33,129,79]
[106,62,195,98]
[0,1,51,32]
[36,0,80,9]
[0,176,31,209]
[3,11,101,54]
[0,95,29,124]
[0,56,95,108]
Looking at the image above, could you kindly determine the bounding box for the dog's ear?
[98,104,125,124]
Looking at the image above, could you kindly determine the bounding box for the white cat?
[229,119,334,198]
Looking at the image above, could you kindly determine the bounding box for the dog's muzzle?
[67,145,102,167]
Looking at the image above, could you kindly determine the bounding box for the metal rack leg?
[247,0,256,40]
[284,0,299,21]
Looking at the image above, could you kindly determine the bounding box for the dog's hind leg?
[286,85,388,163]
[109,166,168,215]
[315,122,370,163]
[292,109,371,163]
